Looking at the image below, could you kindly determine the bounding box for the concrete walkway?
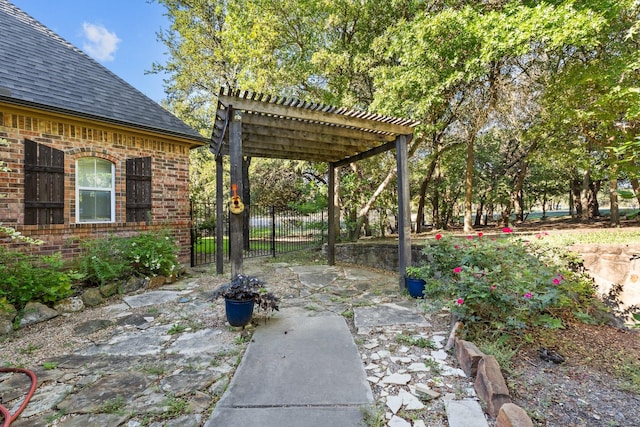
[205,314,373,427]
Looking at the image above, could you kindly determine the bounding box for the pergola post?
[229,109,244,276]
[396,134,411,289]
[215,153,224,274]
[327,162,336,265]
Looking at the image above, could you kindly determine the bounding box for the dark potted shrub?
[211,274,279,327]
[405,265,427,299]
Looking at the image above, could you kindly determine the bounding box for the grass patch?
[99,395,126,414]
[476,336,519,373]
[615,356,640,394]
[533,229,640,246]
[41,361,58,370]
[361,404,386,427]
[395,333,436,349]
[167,323,187,335]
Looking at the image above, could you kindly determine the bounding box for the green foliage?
[168,324,187,335]
[42,361,58,370]
[419,231,598,337]
[395,333,436,349]
[0,248,73,309]
[79,231,180,286]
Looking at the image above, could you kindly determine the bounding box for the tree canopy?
[151,0,640,236]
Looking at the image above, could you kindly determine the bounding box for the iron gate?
[190,201,327,267]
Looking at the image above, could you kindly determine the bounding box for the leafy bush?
[420,230,598,336]
[79,231,180,286]
[0,248,74,309]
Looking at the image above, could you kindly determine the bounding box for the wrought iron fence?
[190,200,327,267]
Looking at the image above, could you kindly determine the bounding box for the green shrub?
[79,231,180,286]
[0,248,73,309]
[420,230,598,337]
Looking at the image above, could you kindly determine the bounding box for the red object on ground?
[0,368,37,427]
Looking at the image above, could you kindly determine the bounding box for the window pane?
[79,190,111,222]
[94,159,113,188]
[77,158,112,189]
[77,158,93,187]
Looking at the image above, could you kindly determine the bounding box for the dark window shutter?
[24,139,64,225]
[126,157,152,222]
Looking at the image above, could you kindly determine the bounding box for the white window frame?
[75,157,115,223]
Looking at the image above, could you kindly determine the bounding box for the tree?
[371,1,607,230]
[539,0,640,224]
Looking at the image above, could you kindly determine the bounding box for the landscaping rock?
[455,339,484,377]
[120,276,145,294]
[81,288,104,307]
[146,275,166,289]
[99,282,118,298]
[19,302,58,327]
[0,320,13,335]
[496,402,534,427]
[54,296,84,313]
[474,355,511,417]
[0,302,17,321]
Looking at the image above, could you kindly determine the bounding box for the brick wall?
[0,106,198,264]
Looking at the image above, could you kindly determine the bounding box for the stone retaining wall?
[571,243,640,314]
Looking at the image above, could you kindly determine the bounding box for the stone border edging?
[455,338,534,427]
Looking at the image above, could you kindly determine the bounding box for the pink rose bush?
[420,231,597,335]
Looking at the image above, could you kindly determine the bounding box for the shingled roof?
[0,0,206,145]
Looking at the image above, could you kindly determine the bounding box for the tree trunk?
[351,167,398,239]
[609,169,619,226]
[589,180,601,218]
[630,178,640,207]
[333,167,342,242]
[474,198,485,227]
[570,180,582,218]
[463,138,474,232]
[581,170,591,221]
[416,160,437,233]
[513,161,528,223]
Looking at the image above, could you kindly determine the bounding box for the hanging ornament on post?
[229,183,245,214]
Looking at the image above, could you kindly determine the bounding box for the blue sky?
[11,0,170,102]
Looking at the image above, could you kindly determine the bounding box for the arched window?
[76,157,115,223]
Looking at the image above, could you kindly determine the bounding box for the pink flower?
[552,278,561,285]
[456,298,464,305]
[435,233,442,241]
[467,235,473,240]
[478,232,483,238]
[524,292,532,299]
[454,245,460,249]
[502,227,513,233]
[490,284,497,291]
[453,266,462,274]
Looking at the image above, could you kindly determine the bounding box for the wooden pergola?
[210,88,420,287]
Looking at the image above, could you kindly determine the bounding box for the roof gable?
[0,0,205,144]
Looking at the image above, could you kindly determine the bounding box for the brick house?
[0,1,207,263]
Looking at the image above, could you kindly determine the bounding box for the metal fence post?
[271,205,276,257]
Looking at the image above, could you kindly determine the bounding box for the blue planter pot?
[225,299,255,327]
[405,277,426,299]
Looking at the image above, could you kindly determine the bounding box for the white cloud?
[81,22,121,62]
